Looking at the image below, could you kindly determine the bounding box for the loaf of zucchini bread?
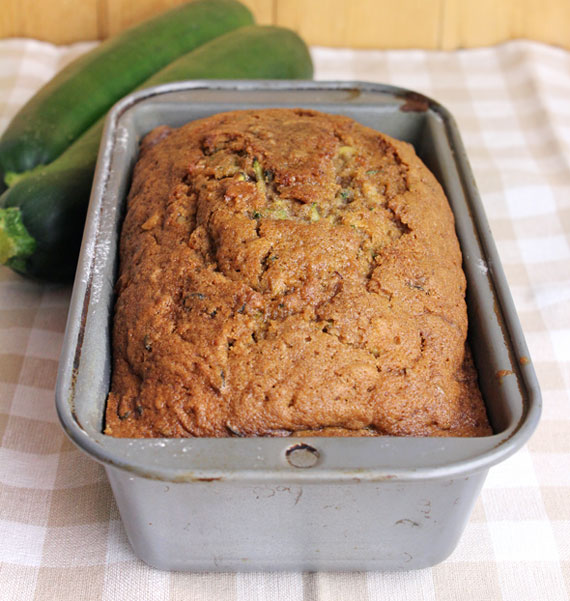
[105,108,491,437]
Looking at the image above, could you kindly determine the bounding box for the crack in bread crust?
[104,109,491,439]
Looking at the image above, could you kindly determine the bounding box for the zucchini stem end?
[0,207,37,271]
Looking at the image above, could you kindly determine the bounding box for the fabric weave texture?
[0,38,568,601]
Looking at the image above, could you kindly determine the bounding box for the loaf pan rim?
[55,80,542,484]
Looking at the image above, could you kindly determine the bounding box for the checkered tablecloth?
[0,38,569,600]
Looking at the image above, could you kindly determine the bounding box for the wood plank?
[440,0,570,50]
[516,0,570,49]
[440,0,513,49]
[1,0,569,49]
[0,0,273,42]
[275,0,442,49]
[0,0,99,43]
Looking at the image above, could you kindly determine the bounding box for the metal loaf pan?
[56,81,541,571]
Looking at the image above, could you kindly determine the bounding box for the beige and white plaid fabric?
[0,38,569,600]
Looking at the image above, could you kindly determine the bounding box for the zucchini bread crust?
[105,109,491,438]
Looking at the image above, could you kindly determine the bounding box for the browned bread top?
[105,108,491,438]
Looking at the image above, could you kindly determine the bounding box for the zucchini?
[0,26,313,282]
[0,0,253,185]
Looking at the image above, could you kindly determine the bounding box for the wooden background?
[1,0,569,49]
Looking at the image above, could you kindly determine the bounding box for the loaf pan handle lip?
[56,80,541,484]
[54,426,533,484]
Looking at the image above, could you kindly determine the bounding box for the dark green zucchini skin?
[0,0,253,183]
[0,166,94,282]
[0,26,313,282]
